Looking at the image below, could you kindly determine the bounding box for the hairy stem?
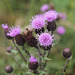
[12,39,27,62]
[22,45,31,57]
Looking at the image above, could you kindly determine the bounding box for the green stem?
[12,39,27,62]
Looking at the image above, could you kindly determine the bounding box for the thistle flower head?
[31,17,45,29]
[44,10,58,22]
[58,12,66,20]
[41,4,49,12]
[35,14,44,18]
[56,26,66,35]
[2,24,9,30]
[29,56,38,63]
[39,33,53,46]
[7,25,21,37]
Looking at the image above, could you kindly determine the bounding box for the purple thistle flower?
[7,25,21,37]
[40,4,49,12]
[2,24,9,30]
[35,14,44,18]
[39,33,53,46]
[56,26,66,35]
[44,10,58,22]
[31,17,45,29]
[58,12,66,20]
[29,56,38,63]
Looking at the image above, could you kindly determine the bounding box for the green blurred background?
[0,0,75,75]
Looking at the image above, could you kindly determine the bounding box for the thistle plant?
[1,3,72,75]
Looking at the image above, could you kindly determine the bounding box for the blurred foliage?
[0,0,75,75]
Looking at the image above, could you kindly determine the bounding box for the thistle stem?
[43,50,51,69]
[12,39,27,62]
[36,44,42,69]
[36,44,42,56]
[60,58,70,74]
[22,45,31,57]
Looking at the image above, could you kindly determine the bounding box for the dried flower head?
[56,26,66,35]
[44,10,58,22]
[40,4,49,12]
[31,17,45,29]
[2,24,9,30]
[39,33,53,46]
[7,26,21,37]
[25,35,37,47]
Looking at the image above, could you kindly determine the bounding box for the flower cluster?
[1,3,71,75]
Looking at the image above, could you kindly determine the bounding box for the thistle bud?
[15,34,25,46]
[28,56,38,70]
[63,48,72,58]
[47,21,57,31]
[5,65,13,73]
[25,35,37,47]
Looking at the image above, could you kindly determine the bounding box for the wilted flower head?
[29,56,38,63]
[44,10,58,22]
[7,25,21,37]
[2,24,9,30]
[41,4,49,12]
[31,17,45,29]
[58,12,66,20]
[56,26,66,35]
[39,33,53,46]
